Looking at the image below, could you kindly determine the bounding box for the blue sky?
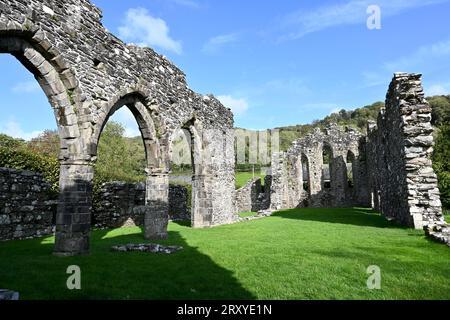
[1,0,450,139]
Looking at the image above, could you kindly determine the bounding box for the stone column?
[269,152,289,211]
[54,162,94,256]
[331,151,348,207]
[308,147,323,207]
[191,174,213,228]
[286,154,303,208]
[144,172,169,240]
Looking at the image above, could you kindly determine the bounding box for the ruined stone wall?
[367,73,444,229]
[0,0,235,254]
[270,124,370,210]
[0,168,57,241]
[0,169,190,240]
[93,182,190,229]
[234,176,271,213]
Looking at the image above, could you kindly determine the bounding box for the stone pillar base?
[144,206,169,240]
[54,162,94,256]
[145,173,169,240]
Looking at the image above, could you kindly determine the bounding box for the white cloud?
[362,39,450,89]
[0,119,42,141]
[110,107,141,138]
[217,95,249,116]
[384,39,450,71]
[361,38,450,88]
[202,33,239,54]
[426,83,450,96]
[118,7,182,54]
[280,0,448,40]
[11,81,40,93]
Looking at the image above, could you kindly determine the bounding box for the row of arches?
[301,148,356,192]
[0,28,231,255]
[298,144,358,207]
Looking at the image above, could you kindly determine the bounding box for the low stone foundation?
[0,168,57,241]
[235,176,271,213]
[0,289,19,300]
[93,181,190,229]
[0,169,190,241]
[426,225,450,247]
[238,210,274,222]
[111,243,183,254]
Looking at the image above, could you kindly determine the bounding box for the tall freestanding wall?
[366,73,444,229]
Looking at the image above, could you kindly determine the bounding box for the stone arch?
[92,92,163,171]
[0,29,92,256]
[1,2,236,254]
[0,33,82,159]
[322,142,333,190]
[168,118,212,227]
[346,150,356,189]
[301,153,311,196]
[92,92,171,241]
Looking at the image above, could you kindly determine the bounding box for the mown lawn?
[235,172,265,189]
[0,208,449,300]
[239,212,257,218]
[169,171,264,189]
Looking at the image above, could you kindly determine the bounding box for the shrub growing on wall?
[0,141,60,194]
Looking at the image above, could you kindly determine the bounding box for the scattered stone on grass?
[111,243,183,254]
[0,289,19,300]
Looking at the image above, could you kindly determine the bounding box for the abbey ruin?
[0,0,236,255]
[267,73,448,243]
[0,0,448,254]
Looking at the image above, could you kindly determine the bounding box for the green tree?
[0,134,59,194]
[28,130,60,157]
[433,125,450,208]
[0,134,26,149]
[94,121,146,185]
[428,95,450,126]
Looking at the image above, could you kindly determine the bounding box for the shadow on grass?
[0,227,255,300]
[272,207,408,229]
[171,220,191,228]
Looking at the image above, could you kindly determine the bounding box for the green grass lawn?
[169,171,264,190]
[1,208,449,300]
[239,212,257,218]
[235,172,265,189]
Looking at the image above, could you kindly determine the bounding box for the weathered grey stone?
[93,181,190,228]
[366,73,444,230]
[0,289,19,300]
[238,209,275,223]
[1,0,236,255]
[266,73,446,246]
[111,243,183,254]
[270,123,370,210]
[0,168,55,241]
[234,176,271,214]
[144,205,169,240]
